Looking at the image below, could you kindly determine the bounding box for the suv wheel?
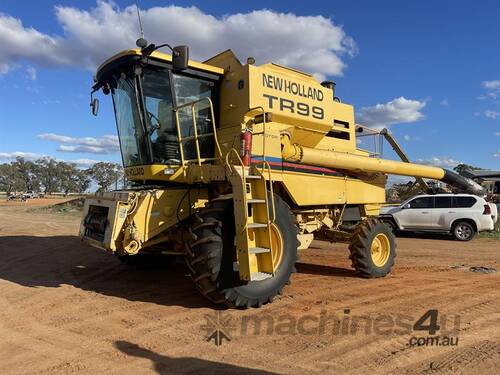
[453,221,476,241]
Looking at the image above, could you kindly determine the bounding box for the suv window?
[453,196,477,208]
[408,197,434,209]
[435,196,452,208]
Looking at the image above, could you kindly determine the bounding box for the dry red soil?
[0,201,499,374]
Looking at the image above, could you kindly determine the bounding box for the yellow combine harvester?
[81,40,483,308]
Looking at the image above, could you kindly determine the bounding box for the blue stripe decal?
[250,155,282,163]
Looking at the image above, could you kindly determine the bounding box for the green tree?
[12,157,39,191]
[0,163,25,193]
[35,158,59,194]
[75,169,92,193]
[89,162,123,192]
[453,163,483,176]
[57,162,80,194]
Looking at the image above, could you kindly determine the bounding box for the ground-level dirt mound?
[48,197,85,212]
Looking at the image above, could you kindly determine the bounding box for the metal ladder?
[225,150,276,282]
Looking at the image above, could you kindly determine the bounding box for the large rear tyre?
[185,194,298,308]
[349,218,396,278]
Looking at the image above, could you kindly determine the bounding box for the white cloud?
[58,145,112,154]
[439,99,448,106]
[494,151,500,158]
[415,157,461,168]
[480,79,500,100]
[357,97,426,129]
[66,158,101,166]
[0,151,104,167]
[495,132,500,136]
[38,133,119,154]
[402,134,421,141]
[26,66,37,80]
[484,110,500,119]
[482,80,500,91]
[0,151,45,161]
[0,1,356,78]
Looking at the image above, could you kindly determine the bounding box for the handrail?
[173,97,223,166]
[253,160,276,223]
[225,148,249,232]
[244,106,267,161]
[243,106,275,223]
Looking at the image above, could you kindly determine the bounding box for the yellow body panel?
[80,189,208,253]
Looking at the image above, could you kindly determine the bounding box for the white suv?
[380,194,498,241]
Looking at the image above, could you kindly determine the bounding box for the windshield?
[141,68,178,164]
[109,66,217,167]
[111,73,149,167]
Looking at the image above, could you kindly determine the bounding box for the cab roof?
[95,48,225,81]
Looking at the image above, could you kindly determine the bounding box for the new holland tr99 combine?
[81,39,483,308]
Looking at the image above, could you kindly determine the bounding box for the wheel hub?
[456,225,471,239]
[371,233,390,267]
[270,223,284,269]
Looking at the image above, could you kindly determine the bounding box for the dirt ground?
[0,200,499,374]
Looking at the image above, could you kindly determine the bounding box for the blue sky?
[0,0,499,169]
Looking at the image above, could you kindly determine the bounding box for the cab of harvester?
[80,40,483,308]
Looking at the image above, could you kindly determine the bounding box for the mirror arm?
[141,43,176,56]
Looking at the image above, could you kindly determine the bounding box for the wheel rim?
[371,233,390,267]
[456,225,471,239]
[270,223,284,269]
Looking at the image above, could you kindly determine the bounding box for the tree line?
[0,157,123,194]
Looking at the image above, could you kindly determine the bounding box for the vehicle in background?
[23,191,41,199]
[379,194,497,241]
[6,192,27,201]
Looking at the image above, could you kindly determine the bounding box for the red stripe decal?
[250,158,340,174]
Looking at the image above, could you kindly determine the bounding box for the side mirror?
[91,97,99,116]
[172,45,189,71]
[403,203,410,209]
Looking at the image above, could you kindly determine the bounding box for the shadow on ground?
[0,235,214,309]
[115,340,277,374]
[0,235,358,308]
[395,231,454,240]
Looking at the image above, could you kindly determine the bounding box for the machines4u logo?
[201,312,235,346]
